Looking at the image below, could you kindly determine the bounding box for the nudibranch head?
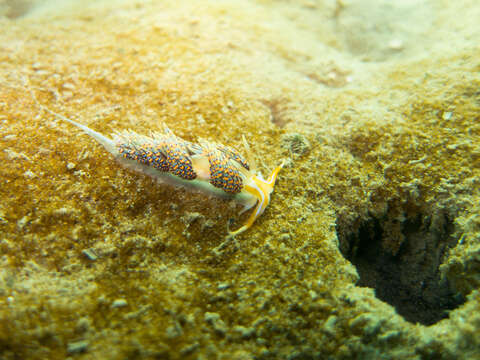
[228,161,284,236]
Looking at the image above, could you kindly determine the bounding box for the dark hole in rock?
[338,211,465,326]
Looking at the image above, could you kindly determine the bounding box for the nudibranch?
[45,109,283,236]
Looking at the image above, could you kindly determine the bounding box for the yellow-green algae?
[0,0,480,359]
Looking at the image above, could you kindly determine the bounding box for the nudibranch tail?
[43,108,117,155]
[228,161,284,236]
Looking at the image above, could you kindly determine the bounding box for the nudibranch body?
[46,109,283,236]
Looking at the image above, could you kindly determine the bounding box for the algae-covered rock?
[0,0,479,359]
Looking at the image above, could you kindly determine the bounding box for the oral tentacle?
[228,162,283,236]
[266,161,284,184]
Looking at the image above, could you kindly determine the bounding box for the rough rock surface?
[0,0,479,359]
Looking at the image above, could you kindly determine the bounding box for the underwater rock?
[0,0,479,359]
